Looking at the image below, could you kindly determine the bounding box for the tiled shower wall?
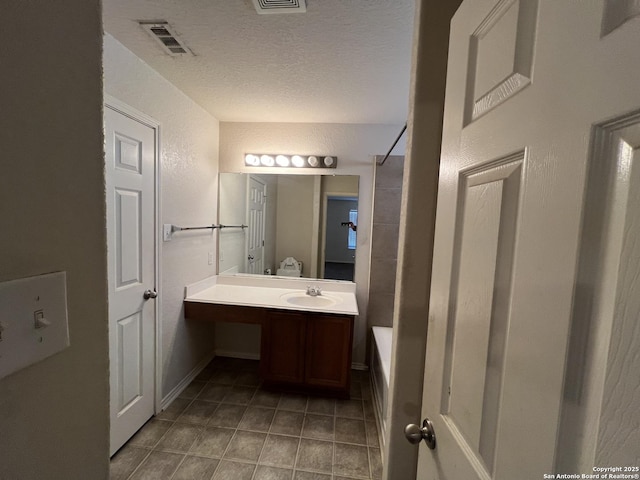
[368,156,404,328]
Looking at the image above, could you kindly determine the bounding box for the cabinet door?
[304,314,354,390]
[260,310,306,384]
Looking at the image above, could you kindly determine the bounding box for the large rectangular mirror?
[219,173,359,281]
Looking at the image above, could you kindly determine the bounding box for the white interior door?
[417,1,640,478]
[105,106,157,456]
[247,176,266,274]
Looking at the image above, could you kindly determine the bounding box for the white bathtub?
[371,326,392,448]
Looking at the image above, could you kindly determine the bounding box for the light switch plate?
[0,271,70,380]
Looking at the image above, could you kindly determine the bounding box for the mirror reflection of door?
[323,196,357,281]
[246,176,266,274]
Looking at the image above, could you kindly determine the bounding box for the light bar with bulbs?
[244,154,338,169]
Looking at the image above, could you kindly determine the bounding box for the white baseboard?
[161,349,216,411]
[214,349,260,361]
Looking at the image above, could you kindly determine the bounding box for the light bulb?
[323,156,335,167]
[245,154,259,166]
[276,155,290,167]
[291,155,305,167]
[260,155,275,166]
[308,155,319,167]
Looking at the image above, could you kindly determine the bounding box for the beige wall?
[103,34,220,399]
[0,2,109,478]
[322,175,360,194]
[275,175,316,276]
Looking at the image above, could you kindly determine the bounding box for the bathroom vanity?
[184,275,358,398]
[261,309,353,394]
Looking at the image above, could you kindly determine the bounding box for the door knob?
[143,289,158,300]
[404,418,436,449]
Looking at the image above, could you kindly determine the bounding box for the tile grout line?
[290,433,304,480]
[209,419,241,478]
[360,383,373,479]
[165,396,214,480]
[223,386,261,478]
[204,384,260,480]
[250,396,279,480]
[364,393,373,480]
[123,447,154,480]
[166,452,188,480]
[120,405,184,479]
[290,396,309,479]
[332,405,336,479]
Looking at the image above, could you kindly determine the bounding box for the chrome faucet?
[306,285,322,296]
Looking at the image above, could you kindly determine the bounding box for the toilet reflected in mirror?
[276,257,303,277]
[218,173,359,281]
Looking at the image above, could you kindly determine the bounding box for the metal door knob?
[143,289,158,300]
[404,418,436,449]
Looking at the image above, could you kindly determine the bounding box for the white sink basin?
[280,292,339,308]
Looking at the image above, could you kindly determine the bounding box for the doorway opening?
[323,196,358,281]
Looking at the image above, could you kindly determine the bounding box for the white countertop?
[184,274,359,316]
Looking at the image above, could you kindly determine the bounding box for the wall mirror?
[218,173,359,281]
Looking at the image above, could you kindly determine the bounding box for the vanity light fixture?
[245,154,338,169]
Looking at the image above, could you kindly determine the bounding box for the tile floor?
[110,357,382,480]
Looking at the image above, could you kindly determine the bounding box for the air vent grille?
[139,21,192,56]
[252,0,307,14]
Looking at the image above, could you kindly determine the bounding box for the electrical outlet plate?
[0,271,70,380]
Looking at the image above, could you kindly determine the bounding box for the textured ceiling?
[103,0,415,123]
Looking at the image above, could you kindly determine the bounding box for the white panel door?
[105,106,156,456]
[247,176,266,274]
[417,1,640,478]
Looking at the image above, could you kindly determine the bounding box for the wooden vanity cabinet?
[184,300,355,398]
[260,309,354,397]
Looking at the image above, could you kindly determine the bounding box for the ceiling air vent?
[252,0,307,14]
[139,21,193,56]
